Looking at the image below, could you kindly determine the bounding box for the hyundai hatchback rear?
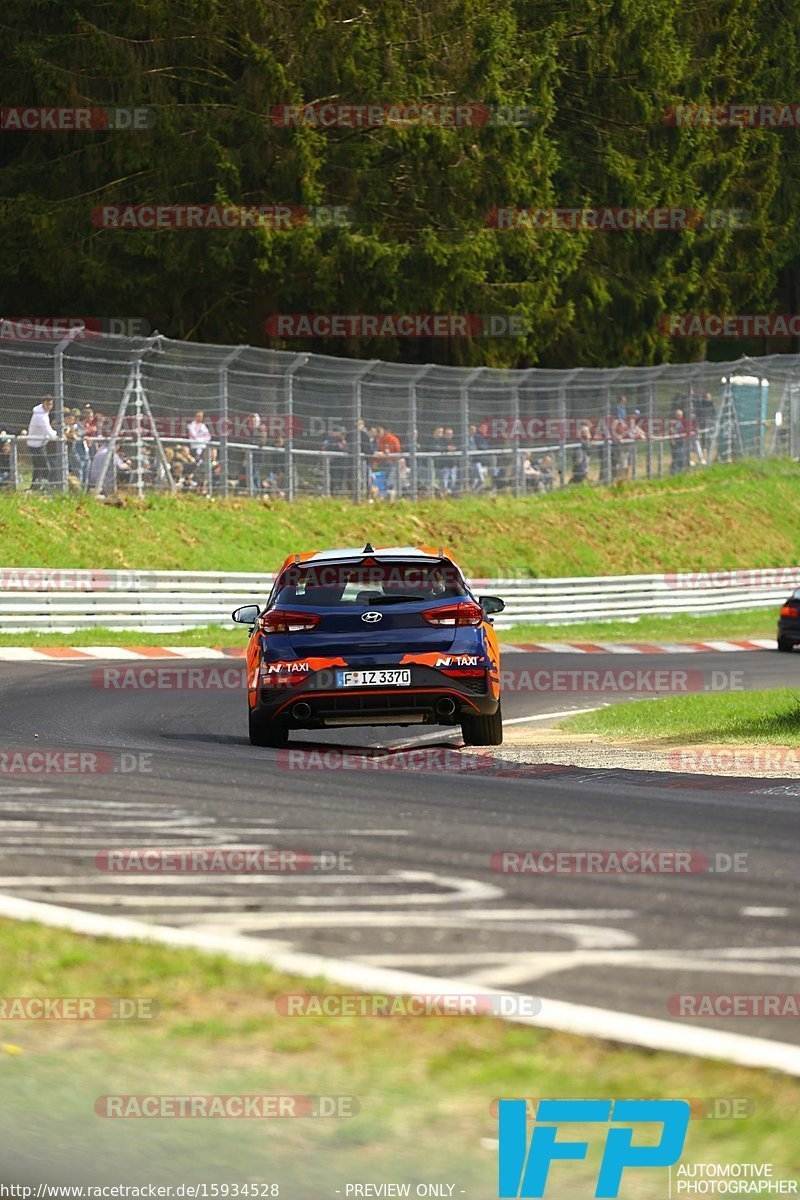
[232,545,504,747]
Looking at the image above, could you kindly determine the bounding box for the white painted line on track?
[741,906,790,917]
[1,892,798,1076]
[502,707,603,726]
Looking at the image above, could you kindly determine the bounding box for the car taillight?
[259,671,307,688]
[422,601,483,627]
[259,610,321,633]
[781,605,799,618]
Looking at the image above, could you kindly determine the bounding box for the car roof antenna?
[363,542,375,553]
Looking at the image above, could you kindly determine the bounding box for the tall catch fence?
[1,332,799,500]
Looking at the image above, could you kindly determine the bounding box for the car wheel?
[778,637,794,653]
[460,703,503,746]
[249,708,288,747]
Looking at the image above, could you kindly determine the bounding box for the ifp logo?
[498,1099,690,1198]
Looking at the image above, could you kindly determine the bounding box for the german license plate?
[336,669,411,688]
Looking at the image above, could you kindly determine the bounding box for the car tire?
[778,637,794,653]
[460,703,503,746]
[249,708,288,747]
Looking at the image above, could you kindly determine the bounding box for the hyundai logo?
[361,611,383,623]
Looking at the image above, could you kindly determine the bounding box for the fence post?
[512,378,523,496]
[53,326,83,492]
[350,361,378,502]
[647,384,655,480]
[462,368,482,495]
[558,390,567,487]
[603,387,612,484]
[284,353,308,501]
[218,346,245,499]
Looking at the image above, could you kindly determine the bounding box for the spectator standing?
[670,407,687,473]
[69,408,90,488]
[468,424,489,491]
[376,425,402,498]
[570,424,592,484]
[187,410,212,461]
[441,426,458,493]
[26,395,58,489]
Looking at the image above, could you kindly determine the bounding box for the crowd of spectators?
[0,389,723,498]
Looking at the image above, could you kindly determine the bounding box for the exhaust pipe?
[435,697,456,718]
[292,701,312,721]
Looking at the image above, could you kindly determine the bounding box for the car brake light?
[259,610,321,633]
[422,601,483,627]
[781,605,799,618]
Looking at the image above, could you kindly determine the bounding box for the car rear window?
[273,560,467,607]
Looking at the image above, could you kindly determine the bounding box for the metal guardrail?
[0,567,795,632]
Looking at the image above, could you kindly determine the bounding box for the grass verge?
[1,460,800,577]
[0,609,779,647]
[1,920,798,1191]
[560,689,800,745]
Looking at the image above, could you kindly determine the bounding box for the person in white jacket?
[26,395,58,489]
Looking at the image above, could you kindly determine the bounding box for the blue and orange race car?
[232,544,505,748]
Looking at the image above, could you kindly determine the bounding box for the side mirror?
[232,604,260,625]
[480,595,505,616]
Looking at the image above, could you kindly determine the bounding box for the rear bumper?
[254,679,499,729]
[777,620,800,643]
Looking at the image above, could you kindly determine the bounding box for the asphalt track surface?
[1,649,799,1047]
